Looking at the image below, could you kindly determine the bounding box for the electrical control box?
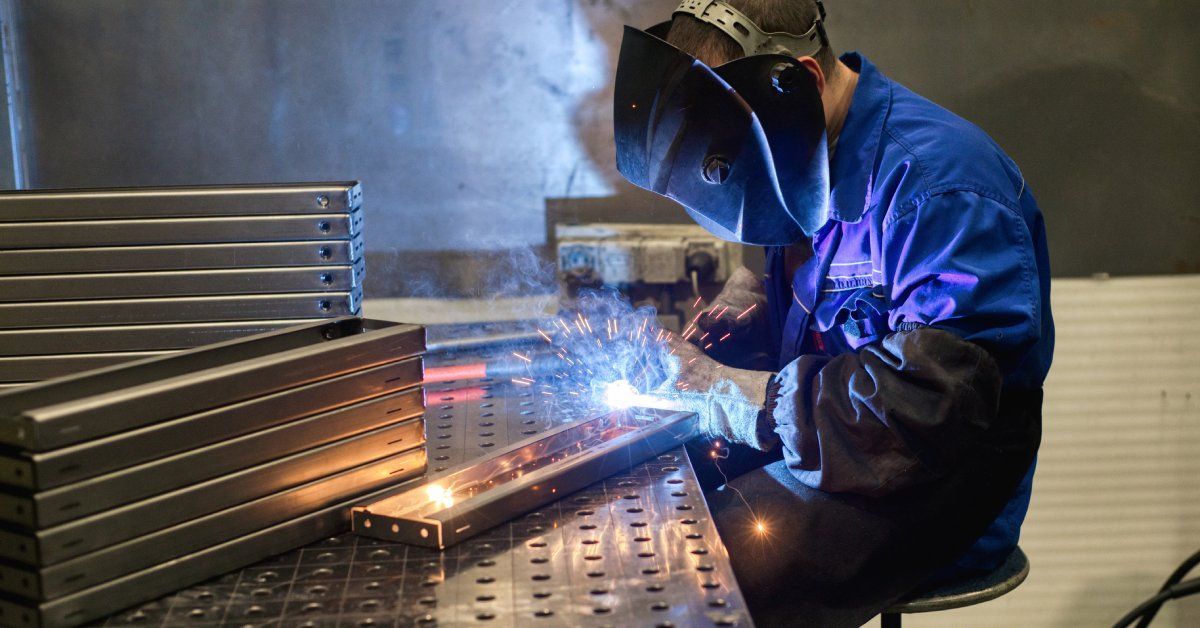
[555,223,742,287]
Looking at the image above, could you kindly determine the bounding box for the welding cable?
[1132,547,1200,628]
[1112,577,1200,628]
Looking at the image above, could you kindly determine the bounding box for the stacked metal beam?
[0,183,366,385]
[0,317,427,627]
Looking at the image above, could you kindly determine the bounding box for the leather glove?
[690,267,771,368]
[666,332,779,451]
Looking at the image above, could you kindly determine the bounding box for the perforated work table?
[94,360,753,627]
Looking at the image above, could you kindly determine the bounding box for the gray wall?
[2,0,1198,295]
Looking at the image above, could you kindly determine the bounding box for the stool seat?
[887,547,1029,614]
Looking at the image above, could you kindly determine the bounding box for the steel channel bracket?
[0,389,424,565]
[0,317,422,449]
[0,236,363,276]
[0,352,171,383]
[352,407,698,549]
[0,446,426,600]
[0,414,425,532]
[0,358,422,491]
[0,261,364,303]
[0,182,362,221]
[0,289,363,330]
[0,320,330,357]
[0,210,362,250]
[0,479,416,628]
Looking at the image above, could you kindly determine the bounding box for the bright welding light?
[425,484,455,510]
[603,379,640,409]
[755,520,767,535]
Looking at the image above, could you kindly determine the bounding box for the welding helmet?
[614,0,830,245]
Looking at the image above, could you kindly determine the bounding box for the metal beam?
[0,358,422,490]
[0,237,363,275]
[0,318,420,449]
[0,182,362,220]
[0,391,423,566]
[0,290,362,330]
[1,445,424,600]
[0,415,426,530]
[0,351,168,382]
[0,319,328,356]
[0,480,422,628]
[0,210,362,249]
[0,262,362,302]
[353,408,698,549]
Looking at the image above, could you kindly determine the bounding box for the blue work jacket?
[764,53,1055,573]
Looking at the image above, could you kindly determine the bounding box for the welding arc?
[423,353,560,384]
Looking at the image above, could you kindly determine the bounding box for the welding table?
[91,359,754,626]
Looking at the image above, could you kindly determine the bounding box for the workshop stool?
[880,547,1029,627]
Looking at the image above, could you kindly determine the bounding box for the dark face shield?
[613,25,830,246]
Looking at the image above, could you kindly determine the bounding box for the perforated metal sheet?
[95,367,752,627]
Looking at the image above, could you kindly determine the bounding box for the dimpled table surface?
[96,369,753,627]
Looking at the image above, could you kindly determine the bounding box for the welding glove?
[695,267,771,368]
[666,333,779,451]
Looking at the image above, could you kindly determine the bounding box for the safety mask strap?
[672,0,828,58]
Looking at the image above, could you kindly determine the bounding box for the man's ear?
[796,56,827,96]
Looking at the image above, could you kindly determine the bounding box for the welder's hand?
[692,267,770,365]
[666,333,778,451]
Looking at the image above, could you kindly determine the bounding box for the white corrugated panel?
[905,275,1200,627]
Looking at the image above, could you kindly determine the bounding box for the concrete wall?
[2,0,1198,291]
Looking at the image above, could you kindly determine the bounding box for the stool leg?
[881,612,901,628]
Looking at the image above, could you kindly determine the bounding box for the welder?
[613,1,1053,625]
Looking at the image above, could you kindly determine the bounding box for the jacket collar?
[827,52,892,224]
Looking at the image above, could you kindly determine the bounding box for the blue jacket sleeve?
[770,190,1040,496]
[886,190,1042,375]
